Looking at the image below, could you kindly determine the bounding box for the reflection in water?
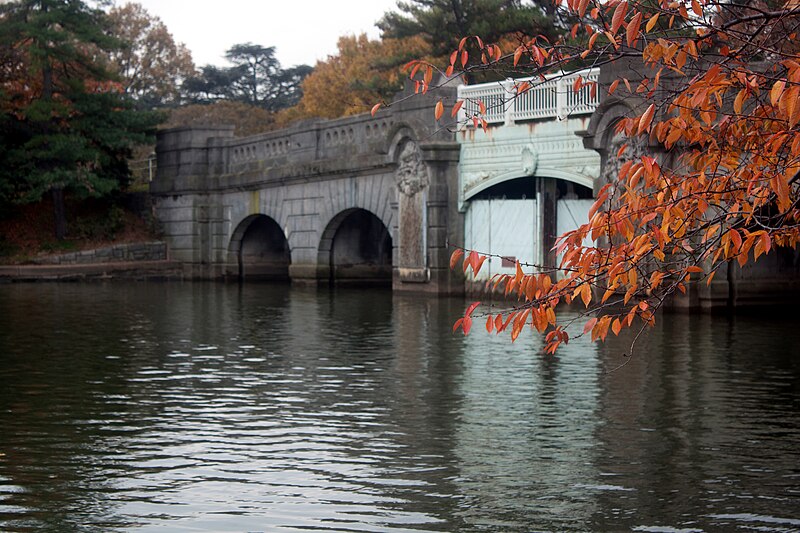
[0,283,798,532]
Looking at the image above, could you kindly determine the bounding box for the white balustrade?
[456,68,600,126]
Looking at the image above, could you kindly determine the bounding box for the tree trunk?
[52,187,67,240]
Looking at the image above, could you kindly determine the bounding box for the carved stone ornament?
[395,142,430,196]
[601,132,647,184]
[521,145,538,175]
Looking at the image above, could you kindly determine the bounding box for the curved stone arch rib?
[317,207,394,284]
[317,204,395,265]
[463,168,594,201]
[583,96,640,153]
[385,121,425,160]
[226,213,291,279]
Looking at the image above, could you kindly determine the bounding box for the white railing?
[457,68,600,126]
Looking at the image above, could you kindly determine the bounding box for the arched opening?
[326,209,392,285]
[231,215,290,281]
[465,177,594,280]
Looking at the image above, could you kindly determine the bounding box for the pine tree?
[0,0,161,239]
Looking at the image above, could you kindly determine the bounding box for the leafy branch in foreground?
[388,0,800,353]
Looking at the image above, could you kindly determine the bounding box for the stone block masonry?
[31,242,168,265]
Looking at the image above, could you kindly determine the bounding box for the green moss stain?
[250,190,260,215]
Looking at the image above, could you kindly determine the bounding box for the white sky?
[128,0,401,68]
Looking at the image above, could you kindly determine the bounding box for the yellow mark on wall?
[250,190,260,215]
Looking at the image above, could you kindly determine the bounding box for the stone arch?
[227,214,291,281]
[385,121,424,159]
[582,96,644,195]
[463,167,594,202]
[318,208,393,285]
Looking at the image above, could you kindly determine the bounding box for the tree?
[106,2,195,107]
[183,43,312,111]
[379,0,568,73]
[0,0,161,239]
[277,33,431,123]
[166,100,278,137]
[399,0,800,353]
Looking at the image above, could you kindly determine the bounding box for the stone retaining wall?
[31,241,167,265]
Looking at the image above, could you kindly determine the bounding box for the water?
[0,283,798,532]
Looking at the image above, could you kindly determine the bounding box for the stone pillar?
[395,141,430,284]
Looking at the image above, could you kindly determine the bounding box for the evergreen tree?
[0,0,161,239]
[378,0,566,63]
[183,43,312,112]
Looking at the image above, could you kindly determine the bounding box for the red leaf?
[465,301,481,317]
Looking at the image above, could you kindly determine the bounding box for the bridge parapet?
[458,68,600,125]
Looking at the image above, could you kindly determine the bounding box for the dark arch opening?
[472,176,593,200]
[329,209,392,285]
[236,215,290,281]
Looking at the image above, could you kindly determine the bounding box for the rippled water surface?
[0,283,799,532]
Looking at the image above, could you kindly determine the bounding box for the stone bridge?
[151,71,603,293]
[151,86,464,292]
[151,64,798,304]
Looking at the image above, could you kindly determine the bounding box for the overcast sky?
[129,0,402,68]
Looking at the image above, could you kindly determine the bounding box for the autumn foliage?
[403,0,800,353]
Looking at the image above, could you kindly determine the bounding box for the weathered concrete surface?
[29,242,167,265]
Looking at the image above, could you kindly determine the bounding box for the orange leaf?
[473,255,489,276]
[486,314,494,333]
[451,100,464,118]
[626,11,642,47]
[609,79,620,95]
[450,249,464,270]
[513,47,523,66]
[371,103,381,117]
[646,12,659,32]
[581,283,592,307]
[771,79,786,106]
[637,103,655,135]
[583,317,598,335]
[612,1,628,34]
[435,100,444,121]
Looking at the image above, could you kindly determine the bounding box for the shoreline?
[0,260,184,282]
